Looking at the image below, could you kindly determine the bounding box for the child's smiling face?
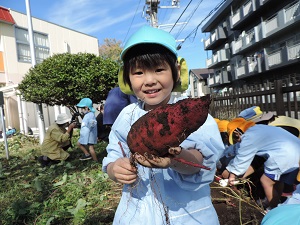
[129,62,178,111]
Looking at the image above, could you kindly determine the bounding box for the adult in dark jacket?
[103,87,137,126]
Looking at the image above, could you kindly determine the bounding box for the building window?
[15,27,50,64]
[193,77,198,97]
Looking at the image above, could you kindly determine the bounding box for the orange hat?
[214,118,220,123]
[227,118,255,145]
[217,120,229,133]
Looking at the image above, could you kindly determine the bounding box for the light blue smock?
[78,111,97,145]
[261,204,300,225]
[261,184,300,225]
[102,97,225,225]
[226,124,300,179]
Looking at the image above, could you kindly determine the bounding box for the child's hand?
[134,153,172,168]
[133,147,182,168]
[228,172,237,186]
[107,158,137,184]
[221,169,230,179]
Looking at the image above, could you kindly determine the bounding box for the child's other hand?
[107,158,137,184]
[134,153,173,168]
[134,147,182,168]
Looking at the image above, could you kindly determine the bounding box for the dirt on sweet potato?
[127,95,211,157]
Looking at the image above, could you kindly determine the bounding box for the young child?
[102,26,225,225]
[225,118,300,209]
[76,98,98,161]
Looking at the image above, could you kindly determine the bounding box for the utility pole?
[145,0,181,28]
[25,0,45,144]
[145,0,160,27]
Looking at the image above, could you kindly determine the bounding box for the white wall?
[0,10,99,131]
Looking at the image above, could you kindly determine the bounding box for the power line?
[174,0,204,39]
[169,0,193,33]
[123,0,142,45]
[176,0,226,50]
[158,0,169,25]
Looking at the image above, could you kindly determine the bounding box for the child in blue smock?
[102,26,225,225]
[76,98,98,161]
[225,118,300,209]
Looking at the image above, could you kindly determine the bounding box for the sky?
[0,0,223,70]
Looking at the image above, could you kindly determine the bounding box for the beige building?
[0,6,99,134]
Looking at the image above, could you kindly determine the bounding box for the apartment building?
[202,0,300,92]
[0,6,99,133]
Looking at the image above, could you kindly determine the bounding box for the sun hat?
[251,112,274,123]
[118,26,188,94]
[269,116,300,138]
[56,113,71,125]
[238,106,263,121]
[217,120,230,133]
[227,118,255,145]
[76,98,95,112]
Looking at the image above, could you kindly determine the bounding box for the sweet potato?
[127,95,211,158]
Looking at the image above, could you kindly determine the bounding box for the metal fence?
[210,77,300,120]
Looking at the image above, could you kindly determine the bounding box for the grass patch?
[0,131,121,225]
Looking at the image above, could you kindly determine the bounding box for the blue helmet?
[120,26,177,60]
[76,98,95,112]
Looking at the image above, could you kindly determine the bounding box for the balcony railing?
[247,61,258,73]
[232,10,241,26]
[245,29,255,45]
[243,1,253,17]
[267,48,282,67]
[206,49,230,68]
[208,76,214,86]
[233,37,243,54]
[287,42,300,60]
[231,0,255,28]
[204,38,211,48]
[285,1,300,23]
[204,26,227,50]
[211,32,216,43]
[232,26,258,54]
[265,14,279,34]
[206,58,213,67]
[215,74,220,83]
[236,65,246,77]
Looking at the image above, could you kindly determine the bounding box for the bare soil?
[211,181,265,225]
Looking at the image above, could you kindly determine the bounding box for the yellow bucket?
[297,169,300,182]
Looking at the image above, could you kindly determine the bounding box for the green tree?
[98,38,123,64]
[18,53,119,112]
